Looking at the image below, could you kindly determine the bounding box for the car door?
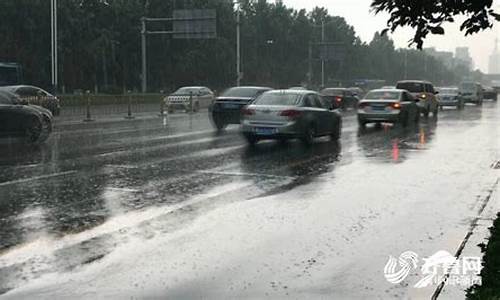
[16,86,38,104]
[402,91,417,119]
[425,83,437,109]
[310,94,330,135]
[0,94,22,137]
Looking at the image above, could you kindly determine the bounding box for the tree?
[371,0,500,48]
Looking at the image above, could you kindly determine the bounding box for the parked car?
[0,90,52,143]
[357,89,420,128]
[0,85,60,116]
[436,87,464,109]
[459,81,483,105]
[210,86,272,130]
[395,80,439,117]
[320,88,359,109]
[482,86,497,101]
[240,90,342,145]
[164,86,214,113]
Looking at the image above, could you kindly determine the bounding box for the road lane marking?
[431,177,500,299]
[0,171,77,187]
[197,170,296,180]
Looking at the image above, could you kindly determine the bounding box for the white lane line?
[0,170,78,187]
[197,170,296,180]
[106,187,140,193]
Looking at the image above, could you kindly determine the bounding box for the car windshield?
[253,92,301,106]
[364,91,400,100]
[173,87,202,95]
[438,88,458,95]
[396,82,425,93]
[460,83,475,91]
[221,87,264,98]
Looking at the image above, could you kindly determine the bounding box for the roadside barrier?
[83,91,94,122]
[125,91,135,119]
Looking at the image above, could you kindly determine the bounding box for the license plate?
[372,105,385,111]
[222,103,240,109]
[255,127,275,135]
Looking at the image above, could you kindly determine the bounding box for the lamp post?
[51,0,58,93]
[236,2,241,86]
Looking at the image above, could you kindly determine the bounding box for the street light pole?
[51,0,58,93]
[236,4,241,86]
[321,20,325,88]
[141,17,147,93]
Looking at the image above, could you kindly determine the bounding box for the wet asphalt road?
[0,103,499,299]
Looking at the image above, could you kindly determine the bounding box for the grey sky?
[283,0,500,72]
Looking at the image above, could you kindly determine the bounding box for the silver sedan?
[240,90,342,145]
[357,89,420,127]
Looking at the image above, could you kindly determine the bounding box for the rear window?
[253,93,301,106]
[364,91,401,100]
[396,82,425,93]
[173,87,202,95]
[321,89,344,96]
[221,87,265,98]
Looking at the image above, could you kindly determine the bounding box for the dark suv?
[395,80,439,117]
[210,86,272,130]
[1,85,61,116]
[320,88,359,109]
[0,90,53,143]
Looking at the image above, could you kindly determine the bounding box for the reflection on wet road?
[0,103,498,299]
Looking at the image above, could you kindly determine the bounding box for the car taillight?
[280,109,302,119]
[392,103,401,109]
[241,108,255,115]
[335,96,343,103]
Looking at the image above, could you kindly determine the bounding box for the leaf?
[429,26,445,35]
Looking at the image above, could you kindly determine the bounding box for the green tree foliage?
[371,0,500,49]
[0,0,478,93]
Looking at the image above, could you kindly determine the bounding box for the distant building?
[455,47,474,70]
[424,47,454,69]
[488,38,500,74]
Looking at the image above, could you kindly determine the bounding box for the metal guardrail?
[55,93,213,121]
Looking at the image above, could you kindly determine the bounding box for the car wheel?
[212,115,227,131]
[245,134,258,146]
[301,125,315,145]
[330,119,342,140]
[414,110,420,123]
[25,118,42,143]
[358,118,366,129]
[400,112,409,127]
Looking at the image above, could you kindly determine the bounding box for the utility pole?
[308,42,312,87]
[404,50,408,80]
[236,4,241,86]
[321,20,325,88]
[51,0,58,93]
[141,17,147,93]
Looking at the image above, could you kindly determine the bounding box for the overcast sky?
[283,0,500,73]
